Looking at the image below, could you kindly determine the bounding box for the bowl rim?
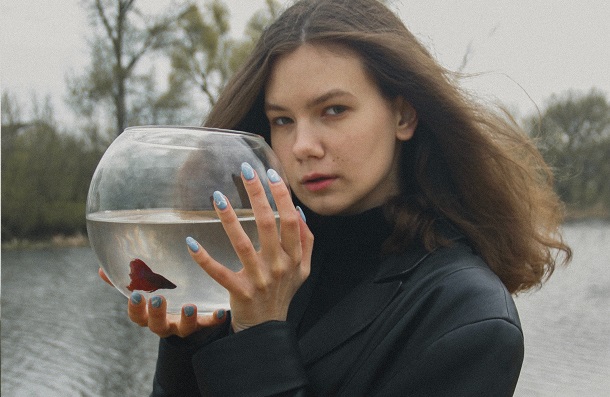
[124,125,263,139]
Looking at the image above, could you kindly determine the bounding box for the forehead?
[265,43,375,101]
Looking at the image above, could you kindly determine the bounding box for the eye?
[324,105,347,116]
[271,116,293,126]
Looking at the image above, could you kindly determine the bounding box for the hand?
[98,268,227,338]
[186,163,313,332]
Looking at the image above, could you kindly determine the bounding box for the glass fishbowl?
[86,126,285,314]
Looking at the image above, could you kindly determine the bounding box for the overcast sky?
[2,0,609,125]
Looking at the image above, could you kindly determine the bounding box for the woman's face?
[265,44,417,216]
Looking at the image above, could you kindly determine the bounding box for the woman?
[104,0,572,395]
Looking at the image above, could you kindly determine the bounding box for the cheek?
[270,136,291,162]
[340,131,394,164]
[272,144,298,180]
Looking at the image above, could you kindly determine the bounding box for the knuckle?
[238,285,257,301]
[253,274,272,292]
[258,216,279,233]
[270,265,288,280]
[282,212,300,227]
[271,183,290,198]
[233,237,254,254]
[249,186,267,201]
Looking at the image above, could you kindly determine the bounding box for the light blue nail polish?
[296,206,307,223]
[151,296,163,308]
[213,191,228,210]
[241,162,255,180]
[186,236,200,252]
[130,292,142,305]
[217,309,226,319]
[267,169,281,183]
[184,305,195,317]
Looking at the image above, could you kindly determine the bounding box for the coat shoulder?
[387,242,522,333]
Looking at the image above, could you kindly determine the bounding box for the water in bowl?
[87,208,275,314]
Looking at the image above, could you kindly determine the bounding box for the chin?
[305,201,360,217]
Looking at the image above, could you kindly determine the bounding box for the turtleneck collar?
[300,205,393,278]
[294,205,394,335]
[303,204,390,240]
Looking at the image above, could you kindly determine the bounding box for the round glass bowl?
[86,126,285,314]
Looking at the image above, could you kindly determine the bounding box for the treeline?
[1,106,104,240]
[3,88,608,242]
[525,89,610,218]
[2,0,282,243]
[2,0,609,243]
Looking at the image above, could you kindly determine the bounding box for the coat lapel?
[293,244,432,366]
[287,260,320,327]
[287,217,466,366]
[297,276,403,365]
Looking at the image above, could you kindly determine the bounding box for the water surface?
[1,222,608,396]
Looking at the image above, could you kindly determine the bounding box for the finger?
[186,236,243,293]
[98,268,114,287]
[147,295,173,337]
[298,213,314,280]
[177,307,228,337]
[211,191,261,271]
[128,291,149,327]
[176,304,199,337]
[240,162,281,255]
[266,169,302,262]
[195,308,228,329]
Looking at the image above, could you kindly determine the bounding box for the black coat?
[151,238,524,396]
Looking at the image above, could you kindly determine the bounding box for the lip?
[300,173,337,192]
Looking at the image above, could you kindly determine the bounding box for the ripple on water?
[513,221,610,397]
[1,247,159,396]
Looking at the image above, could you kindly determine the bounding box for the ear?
[394,97,418,141]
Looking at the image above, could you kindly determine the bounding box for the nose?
[292,121,324,160]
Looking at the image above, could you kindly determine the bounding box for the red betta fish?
[126,258,177,293]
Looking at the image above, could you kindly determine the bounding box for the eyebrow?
[264,89,354,112]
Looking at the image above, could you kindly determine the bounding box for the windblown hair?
[204,0,571,293]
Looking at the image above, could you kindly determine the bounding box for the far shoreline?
[1,233,90,251]
[2,211,608,251]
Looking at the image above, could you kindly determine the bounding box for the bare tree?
[68,0,185,136]
[167,0,282,115]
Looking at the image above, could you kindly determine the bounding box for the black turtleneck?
[297,206,393,336]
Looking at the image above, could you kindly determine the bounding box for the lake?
[1,221,609,396]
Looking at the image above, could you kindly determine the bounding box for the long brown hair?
[204,0,571,293]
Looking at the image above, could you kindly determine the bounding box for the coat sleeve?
[150,320,232,397]
[191,321,309,397]
[381,318,524,397]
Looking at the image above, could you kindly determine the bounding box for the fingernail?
[267,168,281,183]
[130,292,142,305]
[186,236,200,252]
[296,206,306,223]
[241,162,255,180]
[151,296,163,308]
[217,309,226,319]
[184,305,195,317]
[213,191,228,210]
